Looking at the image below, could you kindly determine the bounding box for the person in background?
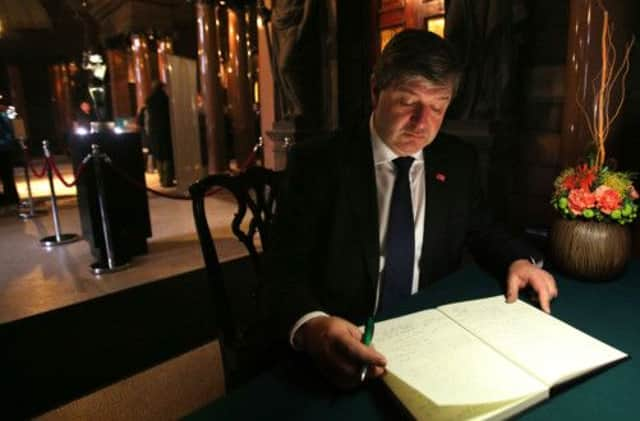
[195,94,209,170]
[145,81,175,187]
[0,101,19,210]
[136,105,155,173]
[74,101,96,132]
[266,29,557,390]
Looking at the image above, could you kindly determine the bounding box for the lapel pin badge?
[435,173,446,182]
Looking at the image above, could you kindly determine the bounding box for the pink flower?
[568,188,596,215]
[630,186,639,200]
[594,185,622,214]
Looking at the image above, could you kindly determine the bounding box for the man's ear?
[370,75,378,108]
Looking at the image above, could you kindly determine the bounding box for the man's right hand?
[297,316,387,389]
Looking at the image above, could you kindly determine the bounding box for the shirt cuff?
[530,256,544,268]
[289,311,330,350]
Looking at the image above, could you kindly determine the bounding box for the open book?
[372,296,627,420]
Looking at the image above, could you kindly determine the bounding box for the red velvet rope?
[23,148,48,178]
[106,148,258,200]
[47,156,87,188]
[236,149,258,174]
[107,162,194,200]
[23,142,260,199]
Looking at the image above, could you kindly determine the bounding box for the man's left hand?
[506,259,558,313]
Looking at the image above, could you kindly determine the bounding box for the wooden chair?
[189,165,283,390]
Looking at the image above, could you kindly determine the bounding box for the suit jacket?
[266,124,540,341]
[145,89,173,160]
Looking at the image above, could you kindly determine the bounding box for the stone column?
[49,64,73,143]
[266,0,335,168]
[157,37,173,85]
[227,5,257,168]
[196,0,227,173]
[257,8,278,169]
[131,33,152,112]
[106,49,133,118]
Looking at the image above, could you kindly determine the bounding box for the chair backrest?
[189,165,283,388]
[227,165,282,277]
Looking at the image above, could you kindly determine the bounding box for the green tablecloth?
[188,261,640,420]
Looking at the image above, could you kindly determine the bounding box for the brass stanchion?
[39,140,80,247]
[17,139,47,219]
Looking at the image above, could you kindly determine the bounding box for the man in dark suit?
[0,102,19,208]
[145,81,175,187]
[74,101,96,132]
[267,29,557,389]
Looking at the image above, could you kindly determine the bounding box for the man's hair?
[372,29,461,97]
[152,80,165,91]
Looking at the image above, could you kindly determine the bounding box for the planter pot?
[549,219,631,281]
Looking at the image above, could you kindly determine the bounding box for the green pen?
[359,316,375,382]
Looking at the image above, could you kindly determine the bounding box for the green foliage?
[550,164,638,225]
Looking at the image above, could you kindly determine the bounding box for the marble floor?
[0,156,248,324]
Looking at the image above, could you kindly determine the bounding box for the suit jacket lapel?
[420,134,450,288]
[344,126,379,296]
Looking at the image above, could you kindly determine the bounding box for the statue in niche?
[82,51,109,121]
[445,0,528,121]
[271,0,324,127]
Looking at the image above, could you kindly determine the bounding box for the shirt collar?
[369,114,424,166]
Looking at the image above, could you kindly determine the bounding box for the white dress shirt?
[289,117,427,347]
[370,118,425,311]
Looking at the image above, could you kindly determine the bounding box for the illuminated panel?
[380,26,403,52]
[427,17,445,38]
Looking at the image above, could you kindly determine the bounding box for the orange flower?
[576,164,597,190]
[568,188,596,215]
[562,174,578,190]
[594,185,622,214]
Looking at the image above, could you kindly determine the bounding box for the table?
[188,261,640,420]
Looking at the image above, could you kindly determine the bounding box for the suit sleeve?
[264,142,329,342]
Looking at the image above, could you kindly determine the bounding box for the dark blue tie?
[380,156,415,312]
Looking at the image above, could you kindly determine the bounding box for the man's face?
[372,77,453,156]
[80,102,91,114]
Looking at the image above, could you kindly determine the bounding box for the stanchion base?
[18,209,48,220]
[40,233,80,247]
[90,261,130,276]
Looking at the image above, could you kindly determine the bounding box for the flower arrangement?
[551,162,639,224]
[551,1,637,226]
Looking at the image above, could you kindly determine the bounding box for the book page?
[384,371,547,421]
[373,309,548,408]
[438,296,628,386]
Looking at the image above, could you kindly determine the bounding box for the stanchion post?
[253,136,264,153]
[17,138,46,219]
[283,136,294,150]
[39,140,80,247]
[252,136,264,166]
[89,144,130,275]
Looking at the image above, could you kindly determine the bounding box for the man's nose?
[410,105,429,129]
